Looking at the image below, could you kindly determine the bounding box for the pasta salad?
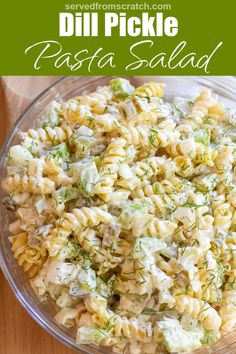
[2,78,236,353]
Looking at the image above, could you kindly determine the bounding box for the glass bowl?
[1,76,236,354]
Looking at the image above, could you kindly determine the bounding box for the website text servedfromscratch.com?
[65,2,172,11]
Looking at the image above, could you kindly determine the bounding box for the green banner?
[0,0,234,75]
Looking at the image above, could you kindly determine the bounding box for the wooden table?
[0,77,77,354]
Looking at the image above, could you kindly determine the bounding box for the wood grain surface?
[0,76,77,354]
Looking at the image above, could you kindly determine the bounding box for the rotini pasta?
[94,138,126,201]
[120,120,180,149]
[174,294,222,330]
[134,82,165,98]
[84,294,153,342]
[2,174,55,194]
[10,232,47,277]
[45,206,113,257]
[25,126,72,145]
[76,86,113,114]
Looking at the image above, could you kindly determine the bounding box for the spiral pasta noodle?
[213,202,232,231]
[45,206,113,257]
[61,100,92,123]
[77,228,123,271]
[121,120,180,149]
[2,174,55,194]
[135,82,165,98]
[146,218,177,238]
[174,294,222,330]
[84,294,153,343]
[94,138,126,200]
[10,232,47,277]
[25,126,72,145]
[76,86,113,114]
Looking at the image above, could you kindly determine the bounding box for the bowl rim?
[1,75,236,354]
[0,75,104,354]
